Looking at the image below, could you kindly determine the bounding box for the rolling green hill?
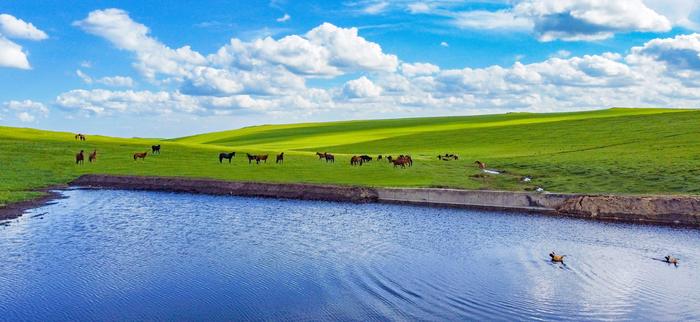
[2,108,700,207]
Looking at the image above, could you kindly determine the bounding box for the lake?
[1,189,698,320]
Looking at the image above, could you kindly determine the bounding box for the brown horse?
[75,133,86,141]
[276,152,284,164]
[133,151,148,160]
[392,158,409,168]
[325,153,334,163]
[475,160,486,170]
[75,150,84,164]
[88,149,97,163]
[316,152,326,160]
[350,155,363,166]
[247,153,268,164]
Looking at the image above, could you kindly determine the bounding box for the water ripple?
[0,189,698,321]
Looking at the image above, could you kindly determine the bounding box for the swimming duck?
[664,255,679,266]
[549,251,566,263]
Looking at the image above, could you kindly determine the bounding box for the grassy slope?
[2,108,699,206]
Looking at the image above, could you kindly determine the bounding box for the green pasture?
[2,108,700,206]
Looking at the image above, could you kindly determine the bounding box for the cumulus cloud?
[404,0,680,42]
[515,0,672,41]
[0,14,47,69]
[212,22,398,77]
[74,8,206,79]
[343,76,383,98]
[2,99,48,122]
[0,36,30,69]
[629,33,700,70]
[62,8,700,122]
[401,62,439,77]
[0,14,48,40]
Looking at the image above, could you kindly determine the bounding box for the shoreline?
[0,187,67,221]
[2,174,700,227]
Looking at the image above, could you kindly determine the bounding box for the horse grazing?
[316,152,327,160]
[360,155,372,163]
[378,155,383,160]
[75,133,86,141]
[133,151,148,161]
[387,156,393,162]
[247,153,268,164]
[350,155,363,166]
[325,153,335,163]
[438,153,458,161]
[276,152,284,164]
[475,160,486,170]
[219,151,236,163]
[392,157,409,168]
[88,150,97,163]
[151,145,161,154]
[75,150,85,164]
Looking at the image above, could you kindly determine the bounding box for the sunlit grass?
[2,108,699,205]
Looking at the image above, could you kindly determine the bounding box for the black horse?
[360,155,372,163]
[219,151,236,163]
[151,145,161,154]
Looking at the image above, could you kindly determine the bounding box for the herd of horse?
[73,133,488,171]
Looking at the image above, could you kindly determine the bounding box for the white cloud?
[629,33,700,71]
[0,14,47,69]
[0,14,48,40]
[98,75,135,87]
[2,99,49,122]
[74,8,206,79]
[76,69,93,83]
[440,41,449,47]
[451,10,533,30]
[644,0,700,30]
[403,0,682,42]
[514,0,672,41]
[56,89,203,115]
[401,62,440,77]
[407,2,431,14]
[63,8,700,122]
[0,36,30,69]
[276,13,291,22]
[343,76,382,98]
[76,69,135,87]
[364,2,389,15]
[211,22,398,77]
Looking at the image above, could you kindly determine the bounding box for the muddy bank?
[0,188,66,221]
[5,174,699,227]
[558,195,700,226]
[70,174,378,203]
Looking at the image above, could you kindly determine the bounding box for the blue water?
[0,189,699,321]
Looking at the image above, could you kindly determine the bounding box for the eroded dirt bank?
[70,174,379,203]
[3,174,699,227]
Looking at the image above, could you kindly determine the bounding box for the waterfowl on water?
[549,251,566,263]
[664,255,679,265]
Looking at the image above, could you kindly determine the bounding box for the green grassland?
[2,108,700,207]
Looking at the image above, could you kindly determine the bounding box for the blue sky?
[1,0,700,137]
